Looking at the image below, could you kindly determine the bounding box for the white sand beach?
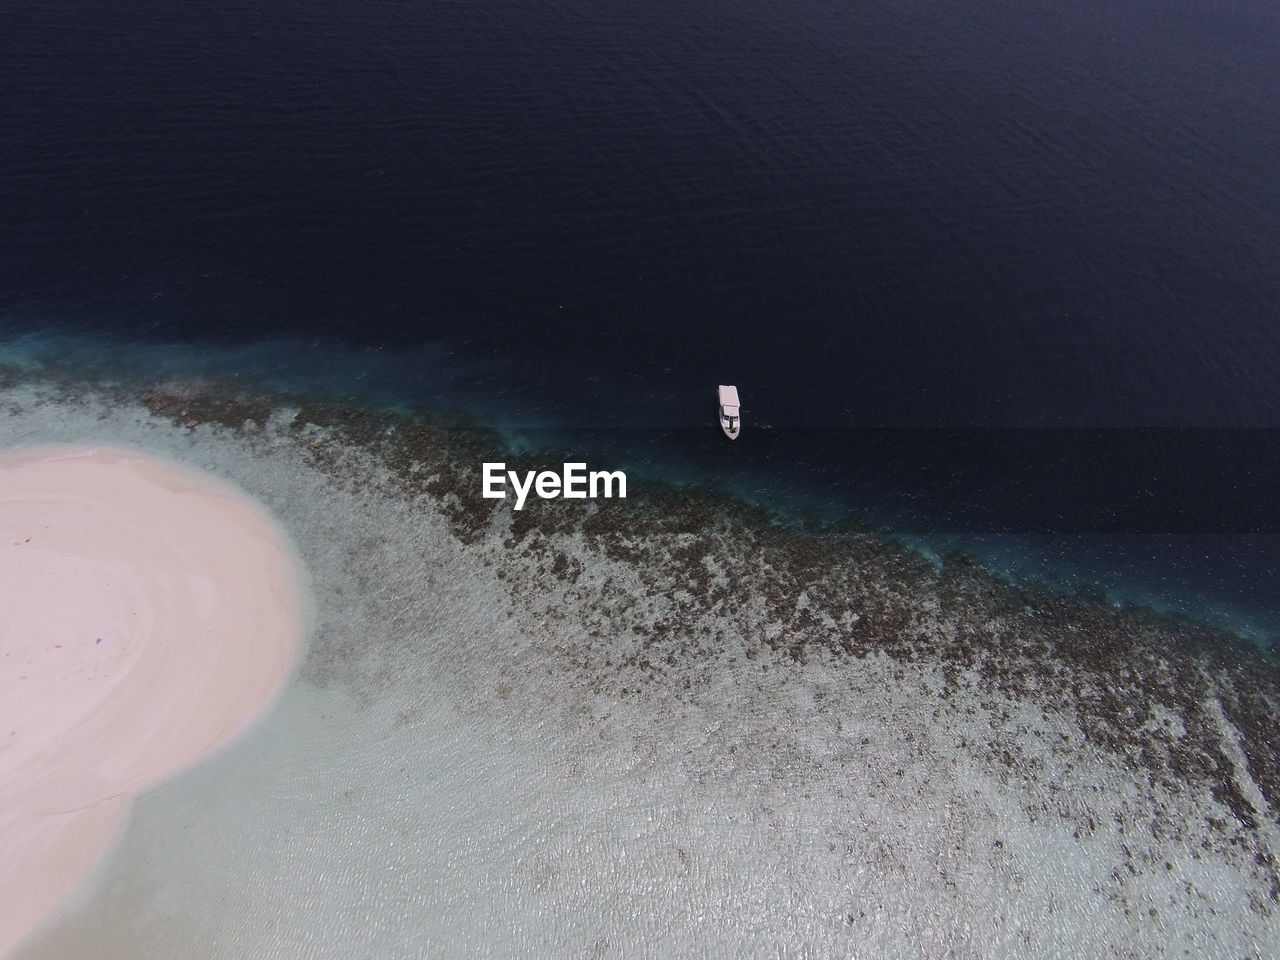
[0,445,306,957]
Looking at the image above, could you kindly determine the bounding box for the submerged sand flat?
[0,444,306,957]
[2,372,1277,959]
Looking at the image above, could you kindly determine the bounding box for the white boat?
[717,384,741,439]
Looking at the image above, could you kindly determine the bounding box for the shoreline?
[6,346,1277,653]
[3,336,1277,648]
[0,444,306,957]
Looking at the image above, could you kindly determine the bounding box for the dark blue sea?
[3,0,1279,643]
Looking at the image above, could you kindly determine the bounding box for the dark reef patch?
[160,379,1278,837]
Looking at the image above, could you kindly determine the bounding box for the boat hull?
[717,385,740,439]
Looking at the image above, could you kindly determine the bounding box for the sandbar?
[0,445,306,957]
